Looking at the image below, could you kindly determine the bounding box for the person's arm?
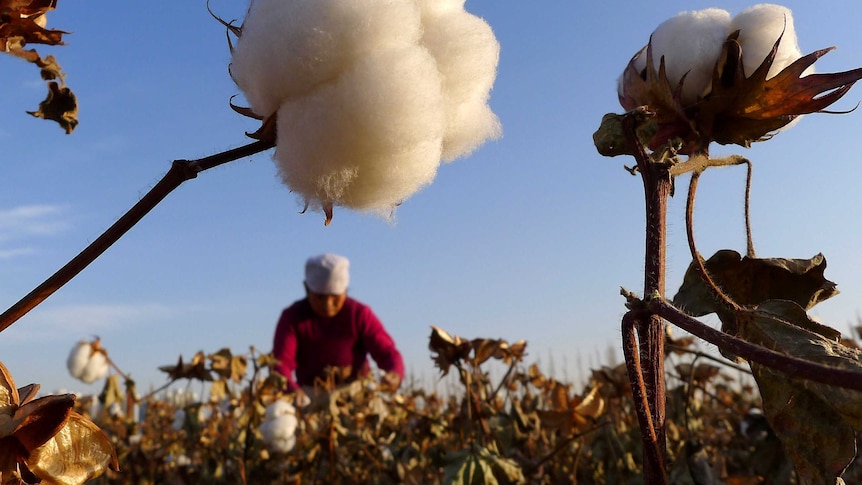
[272,310,301,392]
[359,306,405,388]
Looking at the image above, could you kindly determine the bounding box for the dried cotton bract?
[229,0,501,223]
[67,339,109,384]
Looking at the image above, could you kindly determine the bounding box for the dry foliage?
[64,329,862,484]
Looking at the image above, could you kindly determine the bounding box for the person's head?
[304,253,349,318]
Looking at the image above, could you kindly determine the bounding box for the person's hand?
[379,371,402,393]
[292,388,311,407]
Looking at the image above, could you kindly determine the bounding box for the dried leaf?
[158,352,213,382]
[429,326,472,377]
[739,301,862,484]
[673,250,838,320]
[27,80,78,134]
[574,385,605,420]
[98,375,123,411]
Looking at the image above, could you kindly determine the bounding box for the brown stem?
[0,139,274,334]
[621,111,670,483]
[622,311,666,477]
[650,298,862,391]
[742,159,755,257]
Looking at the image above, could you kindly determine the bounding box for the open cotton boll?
[260,400,298,453]
[275,46,444,211]
[67,340,109,384]
[730,4,808,79]
[647,8,731,104]
[231,0,423,118]
[420,3,502,161]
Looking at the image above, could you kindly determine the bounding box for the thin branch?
[650,298,862,391]
[0,139,275,334]
[742,159,755,257]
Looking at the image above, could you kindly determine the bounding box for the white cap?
[304,254,350,294]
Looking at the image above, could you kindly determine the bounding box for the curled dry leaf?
[158,351,214,382]
[673,250,838,323]
[0,0,79,133]
[428,326,472,377]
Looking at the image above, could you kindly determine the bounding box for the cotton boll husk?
[231,0,423,118]
[275,46,444,211]
[730,4,808,79]
[419,4,502,160]
[648,8,731,104]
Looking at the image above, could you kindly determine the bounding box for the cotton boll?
[78,351,108,384]
[67,342,91,379]
[648,8,731,104]
[66,340,109,384]
[417,0,465,17]
[260,400,299,453]
[420,4,502,160]
[275,46,444,211]
[231,0,423,118]
[730,4,807,79]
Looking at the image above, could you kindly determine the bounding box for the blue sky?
[3,0,862,394]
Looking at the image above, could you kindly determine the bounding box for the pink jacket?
[272,297,404,391]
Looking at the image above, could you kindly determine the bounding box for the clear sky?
[3,0,862,394]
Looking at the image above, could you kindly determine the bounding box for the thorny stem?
[621,111,670,484]
[0,139,275,334]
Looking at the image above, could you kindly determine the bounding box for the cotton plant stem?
[0,139,274,334]
[621,113,670,484]
[648,297,862,391]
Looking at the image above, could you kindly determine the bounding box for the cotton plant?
[67,338,110,384]
[259,399,299,453]
[594,4,862,484]
[227,0,501,224]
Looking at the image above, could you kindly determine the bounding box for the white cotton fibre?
[730,4,807,79]
[232,0,501,215]
[648,8,732,104]
[420,2,502,161]
[66,341,90,378]
[275,46,444,211]
[67,340,109,384]
[231,0,423,118]
[260,400,298,453]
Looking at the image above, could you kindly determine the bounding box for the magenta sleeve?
[360,307,405,379]
[272,310,300,392]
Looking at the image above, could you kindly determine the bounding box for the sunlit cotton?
[230,0,501,218]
